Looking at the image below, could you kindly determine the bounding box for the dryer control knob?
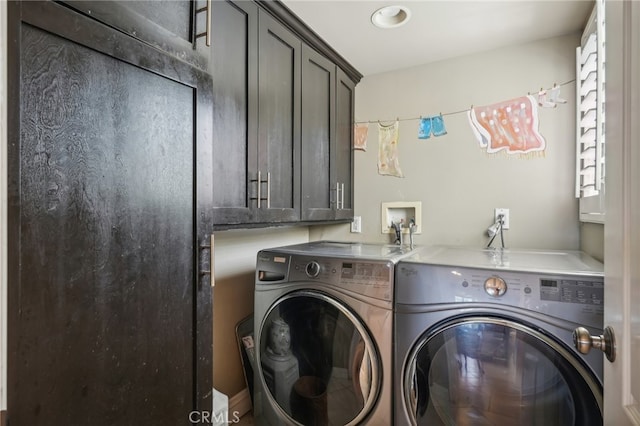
[305,261,321,278]
[484,276,507,297]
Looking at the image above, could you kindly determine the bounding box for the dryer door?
[403,316,602,426]
[257,290,380,425]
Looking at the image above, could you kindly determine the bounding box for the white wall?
[212,227,308,397]
[313,34,583,251]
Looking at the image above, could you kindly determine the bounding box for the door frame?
[604,1,640,424]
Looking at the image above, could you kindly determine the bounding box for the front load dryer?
[253,241,415,425]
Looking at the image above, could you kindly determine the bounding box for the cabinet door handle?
[257,170,262,209]
[265,172,271,209]
[195,0,212,47]
[336,182,345,210]
[250,171,261,208]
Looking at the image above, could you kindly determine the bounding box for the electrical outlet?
[495,208,510,230]
[351,216,362,233]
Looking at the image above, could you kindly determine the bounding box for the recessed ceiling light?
[371,5,411,29]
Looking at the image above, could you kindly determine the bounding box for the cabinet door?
[257,10,301,223]
[61,0,209,70]
[335,67,356,220]
[301,45,336,221]
[7,2,212,424]
[210,0,258,225]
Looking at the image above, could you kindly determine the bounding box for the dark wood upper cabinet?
[301,48,355,222]
[210,2,301,226]
[59,0,210,70]
[256,9,301,223]
[209,1,360,229]
[335,67,356,219]
[301,45,336,221]
[7,1,213,423]
[210,0,258,225]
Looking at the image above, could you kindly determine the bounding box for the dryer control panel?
[256,250,395,302]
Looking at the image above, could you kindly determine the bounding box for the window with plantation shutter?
[576,0,605,223]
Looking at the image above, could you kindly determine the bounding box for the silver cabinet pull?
[250,171,261,208]
[335,182,345,210]
[256,170,262,209]
[573,326,616,362]
[195,0,212,47]
[265,172,271,209]
[250,171,270,209]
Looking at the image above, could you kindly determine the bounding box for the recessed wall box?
[381,201,422,234]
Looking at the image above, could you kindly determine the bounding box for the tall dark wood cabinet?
[6,1,213,424]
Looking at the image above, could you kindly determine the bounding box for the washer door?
[257,290,380,425]
[404,316,602,426]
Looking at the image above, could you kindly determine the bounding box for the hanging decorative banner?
[354,123,368,151]
[377,121,403,177]
[468,95,546,155]
[418,114,447,139]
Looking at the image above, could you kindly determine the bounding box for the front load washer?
[253,241,415,425]
[394,246,604,426]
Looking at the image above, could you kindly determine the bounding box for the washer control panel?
[396,263,604,327]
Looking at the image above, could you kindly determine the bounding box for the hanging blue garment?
[418,117,432,139]
[431,114,447,136]
[418,115,447,139]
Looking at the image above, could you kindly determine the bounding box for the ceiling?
[280,0,595,77]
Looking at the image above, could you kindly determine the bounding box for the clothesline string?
[355,78,576,125]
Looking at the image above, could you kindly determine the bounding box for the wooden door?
[210,0,258,226]
[603,1,640,424]
[301,45,335,221]
[335,68,356,221]
[257,10,301,224]
[7,2,212,424]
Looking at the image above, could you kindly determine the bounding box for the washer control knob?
[305,261,321,278]
[484,276,507,297]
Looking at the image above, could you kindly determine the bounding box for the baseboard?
[229,387,252,418]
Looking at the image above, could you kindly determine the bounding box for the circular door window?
[404,316,602,426]
[257,290,380,425]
